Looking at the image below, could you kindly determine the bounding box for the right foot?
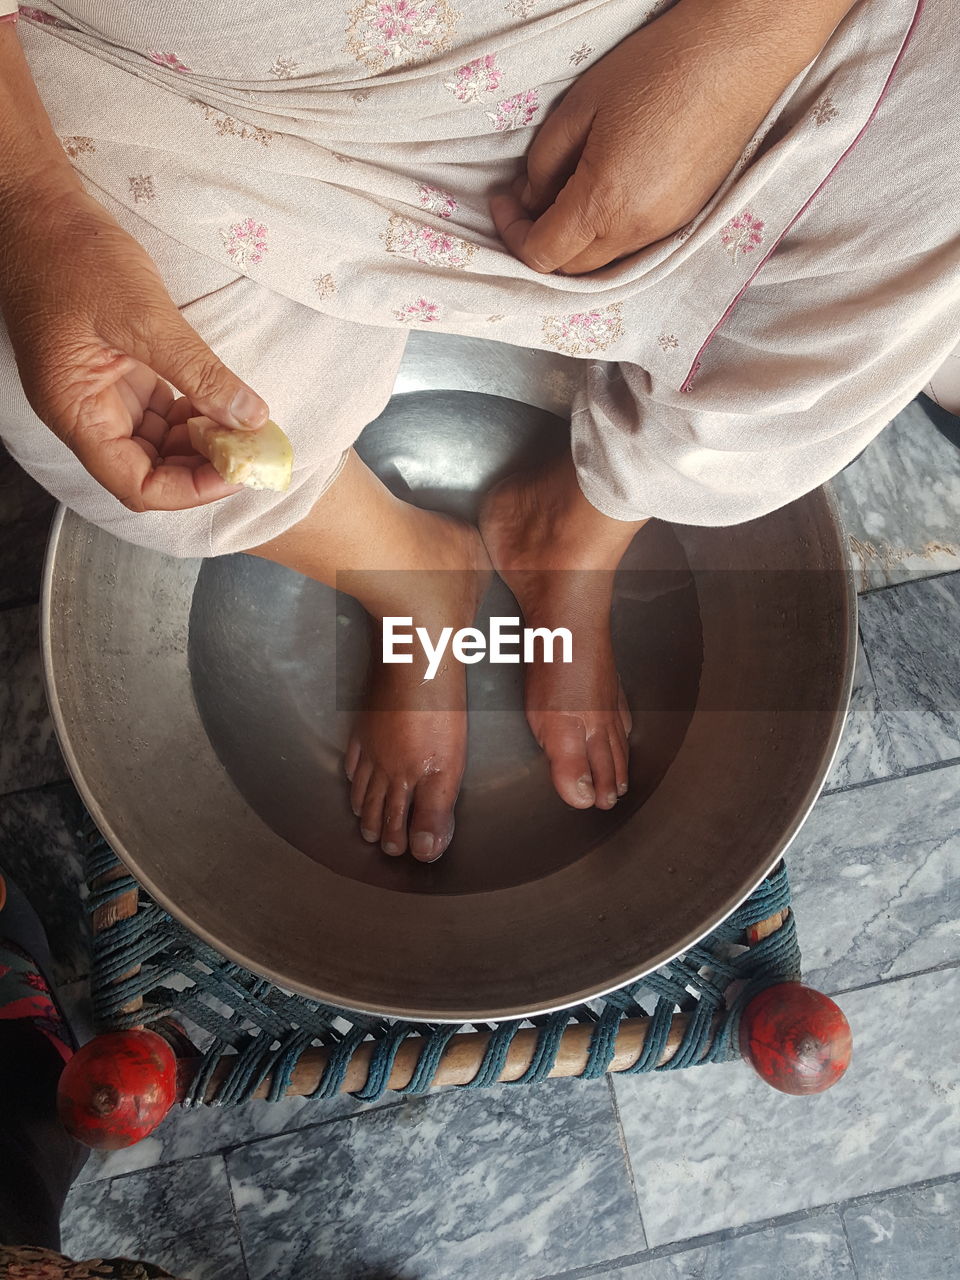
[344,511,490,862]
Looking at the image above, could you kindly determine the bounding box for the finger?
[116,304,270,431]
[521,169,601,273]
[168,395,193,427]
[140,459,244,509]
[523,105,591,215]
[557,235,638,275]
[492,174,598,274]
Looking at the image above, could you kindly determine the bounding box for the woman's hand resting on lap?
[492,0,830,274]
[0,188,269,511]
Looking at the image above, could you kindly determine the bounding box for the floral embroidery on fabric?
[19,7,74,27]
[128,174,155,204]
[487,90,539,133]
[417,183,458,219]
[394,297,443,324]
[383,215,476,268]
[720,211,765,262]
[444,54,503,103]
[193,101,275,146]
[331,152,356,164]
[352,89,372,103]
[675,224,693,243]
[658,333,679,351]
[61,136,95,158]
[812,96,839,126]
[222,218,269,271]
[486,314,504,322]
[541,304,624,356]
[505,0,539,17]
[269,55,300,78]
[569,43,593,66]
[148,51,191,73]
[314,273,337,298]
[345,0,459,72]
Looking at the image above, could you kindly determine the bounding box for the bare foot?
[480,452,647,810]
[344,510,490,862]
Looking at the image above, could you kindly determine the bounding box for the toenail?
[576,775,595,799]
[382,841,400,855]
[618,782,628,795]
[606,791,618,806]
[360,828,378,842]
[412,831,435,859]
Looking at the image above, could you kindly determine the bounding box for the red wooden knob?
[739,981,852,1095]
[57,1029,178,1148]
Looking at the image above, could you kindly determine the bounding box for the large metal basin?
[42,334,856,1021]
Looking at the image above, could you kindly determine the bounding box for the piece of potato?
[187,416,293,492]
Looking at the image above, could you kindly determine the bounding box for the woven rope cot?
[68,815,853,1134]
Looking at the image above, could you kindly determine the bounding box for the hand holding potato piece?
[187,416,293,492]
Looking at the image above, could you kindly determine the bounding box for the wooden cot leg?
[739,909,853,1094]
[57,859,179,1149]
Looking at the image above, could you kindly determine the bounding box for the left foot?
[479,452,647,810]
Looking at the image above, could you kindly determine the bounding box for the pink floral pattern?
[61,136,95,159]
[148,51,192,73]
[18,7,73,26]
[541,304,624,356]
[383,214,475,268]
[444,54,503,103]
[812,96,839,126]
[394,297,443,324]
[128,174,155,204]
[222,217,269,271]
[345,0,459,72]
[720,211,765,262]
[487,89,539,133]
[417,183,458,219]
[658,333,679,351]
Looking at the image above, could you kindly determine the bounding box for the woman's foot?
[480,452,647,810]
[344,510,491,862]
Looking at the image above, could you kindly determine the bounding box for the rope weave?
[82,819,801,1107]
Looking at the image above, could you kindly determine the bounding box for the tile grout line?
[605,1073,649,1252]
[821,955,960,1002]
[821,751,960,798]
[222,1151,254,1280]
[838,1204,863,1280]
[531,1170,960,1280]
[856,566,960,597]
[855,616,905,776]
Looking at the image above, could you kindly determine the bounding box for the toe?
[344,736,362,782]
[618,680,633,736]
[350,757,373,816]
[359,769,389,844]
[539,713,595,809]
[381,780,413,856]
[409,774,459,863]
[609,724,629,797]
[586,731,619,809]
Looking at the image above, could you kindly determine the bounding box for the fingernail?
[229,387,268,429]
[618,781,629,796]
[360,827,378,843]
[412,831,435,859]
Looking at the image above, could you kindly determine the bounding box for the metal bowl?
[42,334,856,1021]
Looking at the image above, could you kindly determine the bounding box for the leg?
[481,453,644,810]
[249,450,490,860]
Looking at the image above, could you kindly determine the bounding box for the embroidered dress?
[1,0,958,554]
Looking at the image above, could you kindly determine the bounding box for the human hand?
[491,0,812,274]
[0,187,269,511]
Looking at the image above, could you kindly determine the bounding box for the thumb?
[139,307,270,431]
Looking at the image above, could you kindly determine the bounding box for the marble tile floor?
[0,404,958,1279]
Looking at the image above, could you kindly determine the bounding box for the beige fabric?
[1,0,958,554]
